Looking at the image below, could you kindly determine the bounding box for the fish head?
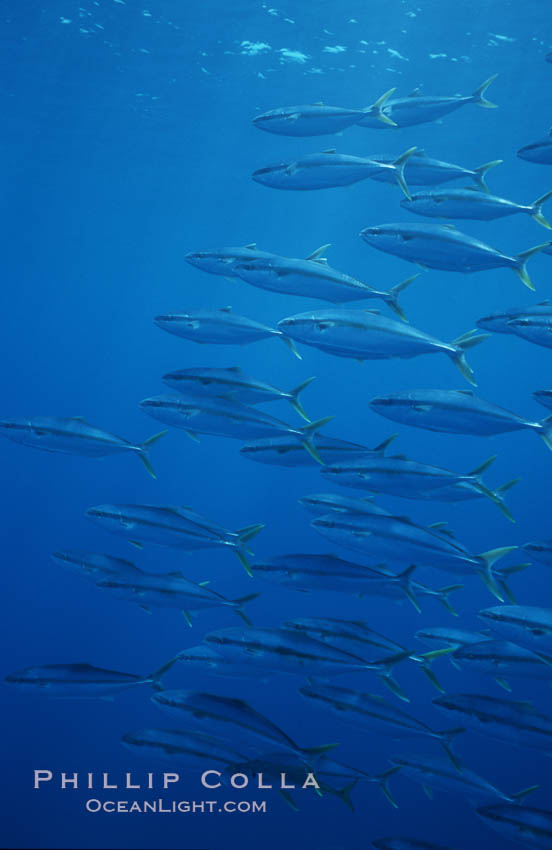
[86,504,135,533]
[523,540,552,558]
[154,314,199,334]
[517,138,552,164]
[184,250,239,275]
[4,666,37,685]
[277,313,335,343]
[252,110,283,131]
[509,317,552,345]
[359,224,406,249]
[475,313,502,332]
[369,394,425,426]
[252,161,296,187]
[151,690,187,711]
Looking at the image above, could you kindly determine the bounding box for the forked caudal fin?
[511,785,540,803]
[397,564,420,612]
[472,73,498,108]
[374,433,398,455]
[435,584,464,617]
[478,546,518,601]
[440,728,466,772]
[234,524,265,576]
[473,159,503,193]
[392,146,417,200]
[376,651,412,702]
[301,742,340,762]
[538,415,552,451]
[288,376,316,422]
[232,592,261,625]
[147,655,181,690]
[450,329,490,386]
[513,243,549,290]
[495,562,531,604]
[299,416,335,464]
[279,334,302,359]
[384,274,420,322]
[137,431,168,479]
[365,87,397,127]
[467,456,518,522]
[531,190,552,229]
[376,767,401,808]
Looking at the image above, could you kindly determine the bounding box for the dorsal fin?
[363,309,381,314]
[456,389,474,396]
[408,87,422,97]
[306,243,331,261]
[225,366,242,373]
[312,101,324,106]
[322,148,337,154]
[220,306,232,313]
[244,243,257,249]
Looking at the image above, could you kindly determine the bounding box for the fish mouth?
[370,396,393,407]
[86,506,118,521]
[252,165,282,179]
[359,226,380,237]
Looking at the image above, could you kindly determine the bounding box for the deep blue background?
[2,1,552,848]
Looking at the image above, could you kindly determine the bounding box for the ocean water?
[3,1,552,848]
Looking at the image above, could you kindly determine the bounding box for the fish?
[173,645,273,682]
[300,683,464,766]
[359,223,547,290]
[121,728,248,770]
[251,555,462,616]
[415,627,490,651]
[85,503,264,575]
[240,432,396,467]
[203,626,411,699]
[389,753,537,804]
[372,840,460,850]
[479,605,552,662]
[368,149,502,192]
[4,659,175,699]
[298,491,394,518]
[50,550,144,581]
[476,300,552,334]
[139,394,332,463]
[252,147,417,199]
[507,315,552,350]
[313,758,400,807]
[401,188,552,229]
[356,75,498,129]
[534,390,552,411]
[161,367,315,421]
[434,693,552,753]
[278,310,487,385]
[477,804,552,849]
[185,243,277,276]
[95,572,260,626]
[0,416,166,478]
[452,640,552,690]
[321,454,516,521]
[225,752,354,811]
[311,508,517,600]
[232,248,418,318]
[283,617,448,694]
[151,690,336,760]
[518,129,552,165]
[154,306,301,359]
[252,89,397,136]
[369,389,552,452]
[523,539,552,566]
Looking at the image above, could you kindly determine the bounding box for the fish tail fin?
[496,563,531,604]
[300,416,334,464]
[376,767,401,808]
[539,414,552,451]
[397,565,420,612]
[450,329,490,385]
[373,433,398,454]
[279,334,302,359]
[440,728,466,771]
[412,648,455,693]
[511,785,539,803]
[384,274,420,322]
[232,592,261,625]
[366,87,397,126]
[480,545,517,567]
[514,243,549,290]
[468,454,497,477]
[436,584,464,617]
[137,430,168,479]
[148,654,180,691]
[392,146,417,200]
[377,651,412,702]
[478,547,517,601]
[475,479,517,522]
[288,376,316,421]
[302,742,340,763]
[472,73,498,108]
[234,524,265,576]
[531,190,552,229]
[473,159,503,192]
[334,780,357,811]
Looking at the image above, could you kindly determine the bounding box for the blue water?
[3,1,552,848]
